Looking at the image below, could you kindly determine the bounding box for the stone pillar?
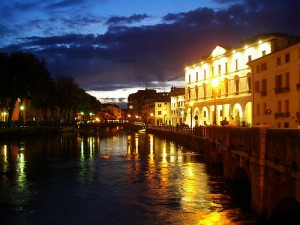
[250,127,268,218]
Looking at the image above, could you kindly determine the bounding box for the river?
[0,128,265,225]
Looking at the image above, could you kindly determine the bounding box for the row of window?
[171,101,184,108]
[256,100,290,116]
[255,53,290,73]
[255,72,290,94]
[188,76,247,100]
[187,50,268,83]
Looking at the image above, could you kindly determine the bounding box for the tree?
[0,51,53,125]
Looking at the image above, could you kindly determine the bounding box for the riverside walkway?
[147,124,300,222]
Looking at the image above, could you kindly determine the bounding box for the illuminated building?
[249,41,300,128]
[170,87,185,125]
[184,33,299,126]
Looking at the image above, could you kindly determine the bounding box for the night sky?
[1,0,299,103]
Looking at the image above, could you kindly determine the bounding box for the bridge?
[146,125,300,222]
[77,121,145,132]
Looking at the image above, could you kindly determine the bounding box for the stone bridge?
[147,125,300,222]
[77,121,145,132]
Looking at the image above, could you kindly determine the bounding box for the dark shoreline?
[0,125,77,139]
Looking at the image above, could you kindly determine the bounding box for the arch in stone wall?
[232,166,251,209]
[232,103,243,126]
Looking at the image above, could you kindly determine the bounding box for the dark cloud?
[1,0,300,93]
[105,14,149,26]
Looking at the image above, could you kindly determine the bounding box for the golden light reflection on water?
[134,133,139,154]
[17,152,27,190]
[127,135,132,155]
[84,132,252,224]
[149,134,154,161]
[0,144,8,173]
[194,211,234,225]
[0,132,257,225]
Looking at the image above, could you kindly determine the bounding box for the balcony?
[274,87,290,94]
[274,112,290,119]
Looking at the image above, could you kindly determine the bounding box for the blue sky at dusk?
[1,0,300,103]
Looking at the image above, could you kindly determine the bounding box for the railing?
[274,112,290,118]
[147,124,211,138]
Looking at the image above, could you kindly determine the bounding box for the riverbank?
[0,125,77,139]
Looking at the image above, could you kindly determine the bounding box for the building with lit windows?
[170,87,185,125]
[248,41,300,128]
[100,103,122,120]
[184,33,299,127]
[127,88,157,121]
[153,101,171,125]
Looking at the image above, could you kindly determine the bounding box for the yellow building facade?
[185,33,296,127]
[249,42,300,128]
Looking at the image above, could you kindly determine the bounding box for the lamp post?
[211,78,220,125]
[189,101,193,128]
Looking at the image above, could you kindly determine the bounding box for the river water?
[0,128,264,225]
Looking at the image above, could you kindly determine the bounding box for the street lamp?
[20,105,24,122]
[211,78,220,125]
[189,101,194,128]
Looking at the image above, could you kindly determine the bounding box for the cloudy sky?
[1,0,299,103]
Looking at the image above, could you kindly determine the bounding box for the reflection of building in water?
[127,135,131,155]
[149,134,154,161]
[180,163,212,211]
[0,144,8,175]
[134,133,139,154]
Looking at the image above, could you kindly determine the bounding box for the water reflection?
[0,129,262,225]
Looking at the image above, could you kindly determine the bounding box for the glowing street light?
[20,105,24,122]
[211,78,220,125]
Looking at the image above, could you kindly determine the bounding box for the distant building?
[152,100,171,125]
[99,103,122,120]
[170,86,185,125]
[249,41,300,128]
[127,88,157,121]
[127,88,176,124]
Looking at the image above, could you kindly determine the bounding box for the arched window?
[234,75,239,95]
[195,85,198,99]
